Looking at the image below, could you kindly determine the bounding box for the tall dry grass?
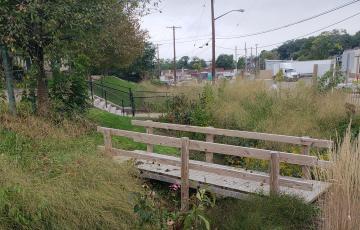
[170,79,349,140]
[0,112,144,229]
[214,79,348,138]
[319,129,360,230]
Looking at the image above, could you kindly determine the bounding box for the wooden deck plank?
[106,148,315,190]
[113,154,330,203]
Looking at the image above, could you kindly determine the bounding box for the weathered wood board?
[113,153,331,203]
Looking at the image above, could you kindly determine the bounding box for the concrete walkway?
[92,96,163,119]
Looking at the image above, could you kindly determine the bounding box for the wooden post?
[90,80,94,104]
[146,122,154,153]
[301,137,312,180]
[181,137,190,212]
[205,127,214,163]
[104,129,112,155]
[312,64,318,88]
[270,151,280,195]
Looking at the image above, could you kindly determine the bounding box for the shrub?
[49,55,90,118]
[317,69,345,92]
[275,69,285,82]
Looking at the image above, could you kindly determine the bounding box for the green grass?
[208,194,319,230]
[0,114,143,229]
[96,76,141,91]
[87,108,179,156]
[92,76,169,112]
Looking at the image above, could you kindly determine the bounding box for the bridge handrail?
[97,126,332,209]
[97,127,331,168]
[131,120,333,148]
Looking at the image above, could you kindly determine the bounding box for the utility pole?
[356,55,360,82]
[210,4,244,83]
[156,44,161,79]
[167,26,181,84]
[255,44,258,76]
[250,47,253,74]
[211,0,216,84]
[235,46,238,75]
[244,42,247,74]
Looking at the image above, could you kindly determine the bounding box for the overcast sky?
[140,0,360,61]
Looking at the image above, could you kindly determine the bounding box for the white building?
[265,59,334,77]
[342,48,360,78]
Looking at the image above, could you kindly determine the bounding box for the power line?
[152,0,360,43]
[208,11,360,53]
[217,0,360,40]
[216,12,360,51]
[258,11,360,49]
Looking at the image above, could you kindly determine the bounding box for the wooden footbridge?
[98,120,333,211]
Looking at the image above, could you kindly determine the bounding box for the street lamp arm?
[215,9,245,20]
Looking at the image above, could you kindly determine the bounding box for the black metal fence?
[89,80,171,116]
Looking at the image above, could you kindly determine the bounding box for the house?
[342,48,360,78]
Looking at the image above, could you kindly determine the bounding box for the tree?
[0,44,16,116]
[160,58,173,70]
[0,0,150,115]
[190,57,207,70]
[177,56,190,69]
[272,29,358,61]
[123,42,156,81]
[237,57,246,69]
[216,54,234,70]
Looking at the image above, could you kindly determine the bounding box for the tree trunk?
[34,45,49,115]
[0,45,17,116]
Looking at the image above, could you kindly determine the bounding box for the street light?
[211,1,245,84]
[215,9,245,20]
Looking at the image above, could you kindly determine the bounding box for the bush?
[49,55,90,118]
[317,69,345,92]
[275,69,285,82]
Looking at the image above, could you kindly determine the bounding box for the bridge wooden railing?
[132,120,333,179]
[97,125,332,211]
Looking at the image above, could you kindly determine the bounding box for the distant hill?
[260,29,360,61]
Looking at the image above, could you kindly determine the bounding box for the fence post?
[181,137,190,212]
[129,88,135,117]
[270,151,280,195]
[104,129,112,155]
[146,122,154,153]
[104,91,108,108]
[101,77,104,98]
[122,99,125,115]
[312,64,318,89]
[301,137,312,180]
[205,127,214,163]
[90,79,94,104]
